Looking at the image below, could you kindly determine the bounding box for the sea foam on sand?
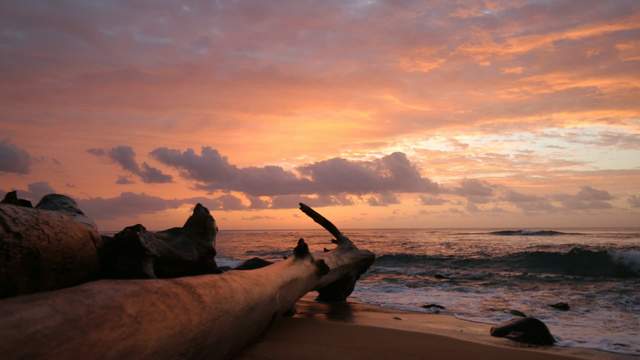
[237,295,633,360]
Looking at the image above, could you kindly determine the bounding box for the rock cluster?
[1,191,33,207]
[100,203,219,278]
[1,191,220,297]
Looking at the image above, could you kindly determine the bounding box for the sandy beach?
[238,296,634,360]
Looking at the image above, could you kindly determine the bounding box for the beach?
[218,228,640,355]
[238,296,633,360]
[2,1,639,358]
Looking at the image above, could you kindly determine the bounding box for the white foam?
[215,256,242,268]
[610,249,640,273]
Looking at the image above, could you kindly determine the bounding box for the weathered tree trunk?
[0,202,101,298]
[0,203,374,359]
[299,203,375,301]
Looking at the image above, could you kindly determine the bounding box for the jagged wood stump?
[299,203,375,301]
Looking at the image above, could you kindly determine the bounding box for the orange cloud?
[1,0,639,229]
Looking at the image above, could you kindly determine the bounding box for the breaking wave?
[489,230,579,236]
[375,247,640,278]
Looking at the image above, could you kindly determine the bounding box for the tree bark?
[0,204,101,298]
[0,203,374,359]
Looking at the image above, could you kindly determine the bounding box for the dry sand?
[238,295,634,360]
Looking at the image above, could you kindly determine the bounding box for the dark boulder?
[490,317,555,345]
[549,302,570,311]
[99,203,220,278]
[1,191,32,208]
[490,230,567,236]
[37,194,98,230]
[37,194,84,215]
[422,303,446,310]
[234,257,273,270]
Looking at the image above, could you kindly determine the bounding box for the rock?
[1,191,32,208]
[36,194,97,229]
[434,274,450,280]
[490,230,566,236]
[490,317,555,345]
[234,257,273,270]
[549,302,570,311]
[99,203,220,278]
[36,194,82,214]
[0,197,101,298]
[393,316,402,320]
[422,303,446,310]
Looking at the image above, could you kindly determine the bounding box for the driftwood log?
[299,203,374,301]
[1,193,221,297]
[0,203,374,359]
[0,195,101,298]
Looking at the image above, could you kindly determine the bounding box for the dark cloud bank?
[78,192,357,221]
[74,146,626,220]
[0,140,31,174]
[88,146,172,184]
[3,147,624,220]
[150,147,439,196]
[5,146,625,221]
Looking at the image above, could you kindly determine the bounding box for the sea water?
[216,228,640,355]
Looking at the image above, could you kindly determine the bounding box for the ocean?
[215,228,640,355]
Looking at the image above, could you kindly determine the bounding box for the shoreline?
[238,295,635,360]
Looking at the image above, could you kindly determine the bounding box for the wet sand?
[238,296,633,360]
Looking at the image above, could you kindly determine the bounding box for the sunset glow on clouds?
[1,0,639,229]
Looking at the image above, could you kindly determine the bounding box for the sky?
[1,0,639,230]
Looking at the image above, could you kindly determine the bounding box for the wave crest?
[489,230,578,236]
[375,247,640,278]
